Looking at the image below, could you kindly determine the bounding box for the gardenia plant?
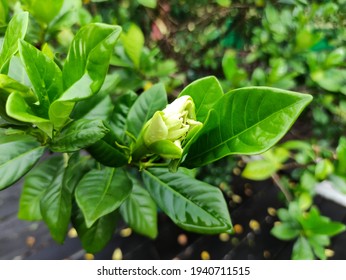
[0,12,313,253]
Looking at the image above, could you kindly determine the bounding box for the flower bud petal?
[143,111,168,146]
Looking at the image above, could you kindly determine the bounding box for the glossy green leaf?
[71,92,113,122]
[109,90,137,142]
[87,125,129,167]
[40,158,67,243]
[50,23,121,129]
[6,92,53,136]
[62,23,121,91]
[21,0,63,24]
[40,153,93,244]
[292,236,314,260]
[183,87,313,168]
[271,222,300,240]
[120,175,157,239]
[72,205,118,253]
[7,56,31,87]
[137,0,157,8]
[18,156,62,221]
[142,168,232,234]
[75,167,132,227]
[0,134,45,191]
[121,23,144,68]
[0,12,28,74]
[50,119,109,152]
[0,74,34,124]
[179,76,223,123]
[126,83,167,138]
[62,153,94,194]
[0,74,33,98]
[19,40,63,111]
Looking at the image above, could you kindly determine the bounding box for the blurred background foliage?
[1,0,346,259]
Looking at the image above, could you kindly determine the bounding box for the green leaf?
[0,0,8,26]
[40,158,67,243]
[50,119,109,152]
[121,23,144,68]
[19,40,63,111]
[62,23,121,91]
[18,156,62,221]
[126,83,167,138]
[222,50,240,82]
[292,236,315,260]
[87,124,129,167]
[336,137,346,175]
[216,0,231,7]
[0,74,34,124]
[71,91,113,122]
[311,69,346,93]
[325,48,345,67]
[72,205,119,253]
[120,175,157,239]
[137,0,157,8]
[0,134,45,191]
[242,159,279,180]
[179,76,224,123]
[6,91,53,136]
[276,208,292,222]
[298,192,312,211]
[142,168,232,234]
[75,167,132,227]
[271,222,300,240]
[109,90,137,142]
[0,12,29,74]
[21,0,63,24]
[309,235,328,260]
[315,159,334,180]
[63,153,94,194]
[40,153,93,244]
[183,87,313,168]
[0,74,33,98]
[242,147,289,180]
[302,207,346,236]
[7,56,32,87]
[49,23,122,129]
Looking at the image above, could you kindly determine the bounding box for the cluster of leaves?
[0,2,312,254]
[271,202,345,260]
[174,0,346,259]
[226,0,346,259]
[242,137,346,259]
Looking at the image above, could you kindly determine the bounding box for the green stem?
[131,136,151,163]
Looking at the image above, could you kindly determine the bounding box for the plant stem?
[272,173,293,202]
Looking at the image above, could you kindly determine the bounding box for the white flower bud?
[139,95,202,159]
